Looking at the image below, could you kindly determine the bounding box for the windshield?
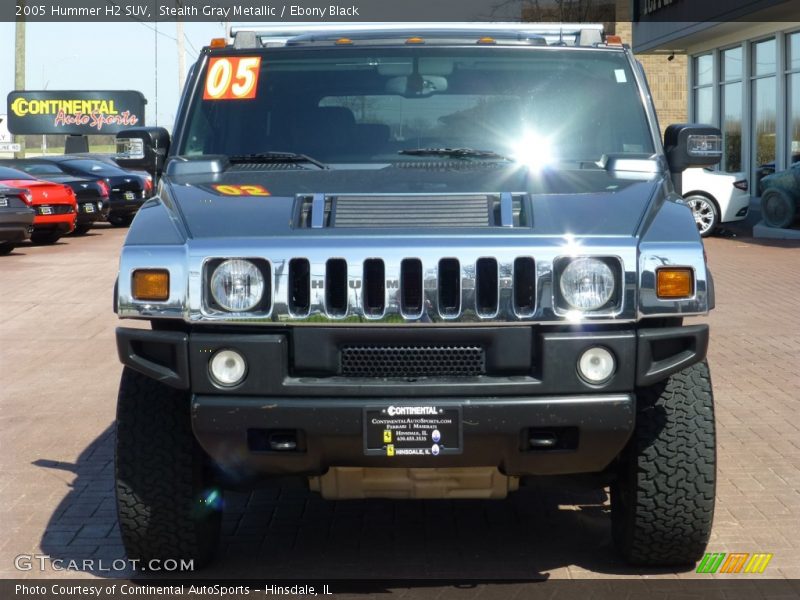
[181,47,654,165]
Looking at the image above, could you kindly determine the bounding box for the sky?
[0,21,228,130]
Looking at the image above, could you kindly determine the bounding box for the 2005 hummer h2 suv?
[113,23,720,568]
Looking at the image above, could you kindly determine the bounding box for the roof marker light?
[606,35,623,46]
[209,38,227,48]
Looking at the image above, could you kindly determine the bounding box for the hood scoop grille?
[295,193,529,229]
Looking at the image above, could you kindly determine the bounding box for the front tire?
[72,223,92,235]
[761,188,796,229]
[611,361,716,566]
[685,194,720,238]
[115,367,221,567]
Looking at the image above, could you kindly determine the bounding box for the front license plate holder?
[364,405,462,457]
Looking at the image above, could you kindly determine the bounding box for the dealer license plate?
[364,405,462,457]
[40,206,52,215]
[84,204,95,213]
[124,191,135,200]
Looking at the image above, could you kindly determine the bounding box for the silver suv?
[113,23,721,568]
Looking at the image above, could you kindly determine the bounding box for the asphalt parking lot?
[0,224,798,583]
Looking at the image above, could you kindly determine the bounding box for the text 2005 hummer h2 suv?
[113,23,721,568]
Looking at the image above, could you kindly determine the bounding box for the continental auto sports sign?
[6,91,145,135]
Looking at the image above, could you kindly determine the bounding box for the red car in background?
[0,166,77,244]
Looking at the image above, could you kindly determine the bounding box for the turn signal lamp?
[656,268,694,299]
[209,38,227,48]
[132,269,170,301]
[335,37,353,45]
[477,37,496,45]
[405,37,425,44]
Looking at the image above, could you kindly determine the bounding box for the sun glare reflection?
[511,131,555,171]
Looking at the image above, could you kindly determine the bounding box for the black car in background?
[0,156,151,227]
[0,186,35,255]
[4,161,110,235]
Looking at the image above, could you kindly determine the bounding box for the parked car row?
[0,156,152,255]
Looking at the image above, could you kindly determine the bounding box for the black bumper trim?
[116,327,190,389]
[116,324,710,393]
[191,394,635,478]
[635,324,709,387]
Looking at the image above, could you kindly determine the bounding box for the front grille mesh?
[341,345,485,377]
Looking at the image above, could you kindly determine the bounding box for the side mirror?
[664,124,723,173]
[115,127,171,182]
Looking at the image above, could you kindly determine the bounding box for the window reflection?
[722,82,742,172]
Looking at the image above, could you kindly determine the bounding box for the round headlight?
[559,258,615,311]
[210,259,265,312]
[209,349,247,387]
[578,346,616,384]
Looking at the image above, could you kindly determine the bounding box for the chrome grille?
[341,345,485,377]
[268,254,539,322]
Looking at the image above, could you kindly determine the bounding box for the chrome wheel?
[685,195,718,237]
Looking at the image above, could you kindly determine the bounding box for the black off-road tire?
[115,367,221,568]
[761,188,796,229]
[611,361,716,566]
[109,214,134,227]
[30,230,62,244]
[72,223,92,235]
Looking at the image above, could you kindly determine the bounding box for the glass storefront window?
[754,39,776,76]
[695,87,713,125]
[790,73,800,162]
[695,54,713,86]
[723,47,743,81]
[722,82,743,172]
[789,33,800,163]
[790,32,800,71]
[753,76,777,189]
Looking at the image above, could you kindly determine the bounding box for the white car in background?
[682,168,750,237]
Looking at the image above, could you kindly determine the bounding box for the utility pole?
[14,0,26,158]
[177,18,186,92]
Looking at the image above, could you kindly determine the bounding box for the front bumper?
[192,394,634,477]
[116,324,708,478]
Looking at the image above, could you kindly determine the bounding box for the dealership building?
[630,0,800,192]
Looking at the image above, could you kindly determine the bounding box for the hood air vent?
[295,194,529,229]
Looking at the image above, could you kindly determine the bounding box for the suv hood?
[163,164,663,239]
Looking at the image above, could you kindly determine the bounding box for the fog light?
[209,349,247,387]
[578,347,615,384]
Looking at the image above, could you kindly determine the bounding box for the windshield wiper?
[398,147,511,161]
[228,151,328,170]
